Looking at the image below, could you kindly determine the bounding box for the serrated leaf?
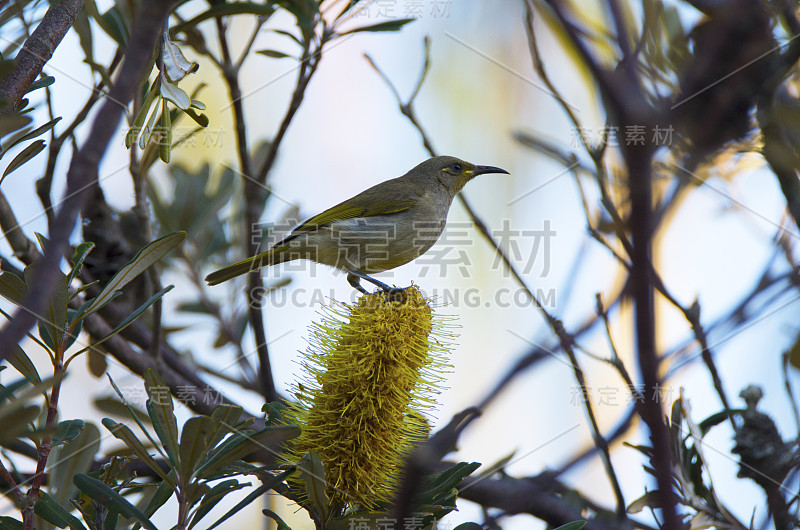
[52,419,85,446]
[160,78,191,110]
[2,139,45,181]
[73,474,157,530]
[78,232,185,320]
[339,17,415,35]
[256,49,291,59]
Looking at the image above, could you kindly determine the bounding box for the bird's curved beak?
[474,165,510,176]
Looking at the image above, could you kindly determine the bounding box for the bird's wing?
[277,196,415,245]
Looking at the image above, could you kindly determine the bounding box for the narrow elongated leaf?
[51,422,101,505]
[188,479,248,528]
[195,425,300,478]
[26,75,56,93]
[0,516,22,529]
[6,345,40,384]
[144,369,180,471]
[126,80,160,148]
[299,451,329,522]
[101,418,174,485]
[262,508,292,530]
[70,285,174,355]
[136,476,174,524]
[160,78,191,110]
[2,139,45,181]
[52,419,85,446]
[73,474,157,530]
[34,490,87,529]
[256,49,291,59]
[4,116,61,151]
[79,232,185,319]
[339,17,415,35]
[208,469,292,529]
[67,242,95,287]
[553,522,586,530]
[178,416,215,482]
[0,271,26,304]
[170,3,275,36]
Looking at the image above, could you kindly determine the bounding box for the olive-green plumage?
[205,155,508,292]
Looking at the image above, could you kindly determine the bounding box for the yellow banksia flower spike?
[282,285,455,512]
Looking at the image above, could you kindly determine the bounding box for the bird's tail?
[205,245,290,286]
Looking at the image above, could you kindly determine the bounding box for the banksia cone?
[283,286,453,511]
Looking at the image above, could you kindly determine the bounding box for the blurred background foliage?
[1,0,800,528]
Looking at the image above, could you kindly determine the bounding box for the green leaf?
[70,285,174,356]
[0,115,32,144]
[6,345,40,384]
[137,477,174,524]
[261,509,292,530]
[34,490,87,529]
[339,17,416,35]
[24,264,68,353]
[0,271,26,304]
[188,479,249,528]
[144,369,180,471]
[73,474,157,530]
[161,40,198,83]
[101,418,174,485]
[178,416,216,483]
[170,3,276,36]
[256,49,291,59]
[138,97,160,150]
[126,80,160,149]
[52,419,85,446]
[78,232,185,320]
[26,75,55,93]
[2,139,46,181]
[50,422,101,506]
[182,108,209,127]
[553,523,586,530]
[0,516,23,529]
[299,451,329,522]
[98,6,129,46]
[208,469,292,529]
[160,78,191,110]
[159,99,171,163]
[67,242,95,287]
[4,116,61,152]
[195,425,300,478]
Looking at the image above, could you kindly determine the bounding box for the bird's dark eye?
[450,163,462,172]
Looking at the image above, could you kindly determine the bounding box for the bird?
[205,156,509,293]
